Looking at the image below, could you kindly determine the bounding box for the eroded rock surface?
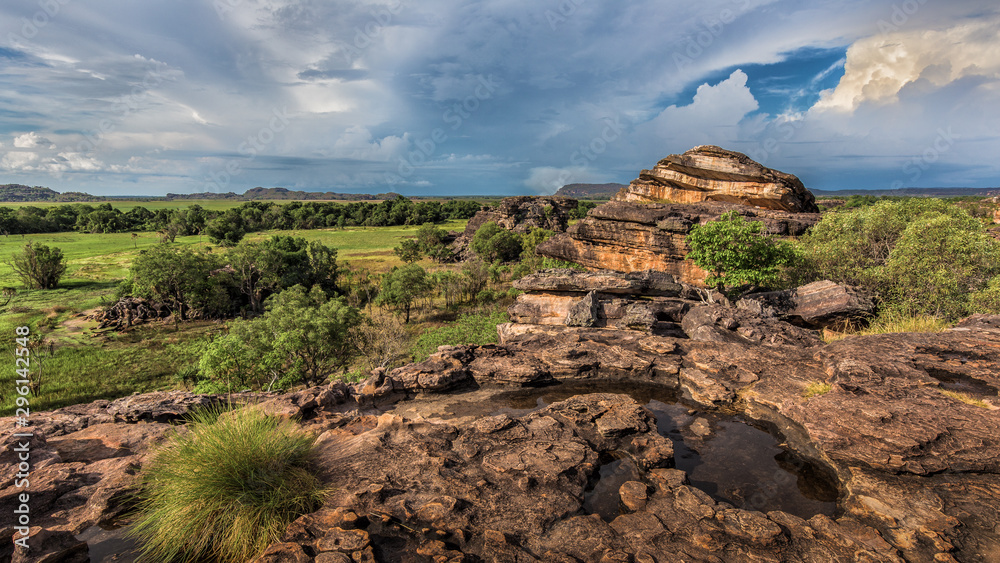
[3,306,999,562]
[536,200,819,284]
[616,145,819,213]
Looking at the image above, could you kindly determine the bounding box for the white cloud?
[13,132,55,149]
[524,166,592,195]
[815,17,1000,112]
[647,70,760,145]
[1,152,40,171]
[330,126,410,161]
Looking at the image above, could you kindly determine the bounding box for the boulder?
[737,280,875,329]
[616,145,819,213]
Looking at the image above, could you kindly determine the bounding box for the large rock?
[737,280,876,329]
[536,200,819,285]
[451,196,578,258]
[616,145,819,213]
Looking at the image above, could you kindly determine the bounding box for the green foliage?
[416,223,454,262]
[569,200,599,219]
[204,208,247,246]
[377,263,433,323]
[796,199,1000,319]
[411,310,509,361]
[471,221,523,263]
[393,239,423,264]
[686,211,797,290]
[128,405,325,563]
[10,242,66,289]
[199,285,361,390]
[971,276,1000,314]
[228,236,340,314]
[128,245,221,320]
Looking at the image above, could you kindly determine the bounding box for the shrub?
[378,263,433,323]
[128,406,325,563]
[10,242,66,289]
[686,211,797,290]
[796,198,1000,319]
[411,310,509,361]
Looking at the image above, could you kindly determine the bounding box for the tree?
[227,236,340,314]
[205,209,247,246]
[199,285,361,389]
[393,239,423,264]
[471,221,523,263]
[10,242,67,289]
[686,211,797,290]
[377,263,433,323]
[129,245,220,320]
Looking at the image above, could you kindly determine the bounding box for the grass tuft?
[822,309,952,342]
[127,405,326,563]
[938,389,992,409]
[802,381,833,399]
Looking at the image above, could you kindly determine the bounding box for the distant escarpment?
[537,147,822,285]
[554,183,625,199]
[617,145,819,213]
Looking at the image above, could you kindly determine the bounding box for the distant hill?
[240,187,400,201]
[0,184,104,202]
[554,183,625,199]
[813,187,1000,198]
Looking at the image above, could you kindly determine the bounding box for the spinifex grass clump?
[128,406,325,562]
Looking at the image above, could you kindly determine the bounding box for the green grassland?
[0,220,468,414]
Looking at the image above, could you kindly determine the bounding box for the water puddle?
[473,381,839,521]
[76,525,141,562]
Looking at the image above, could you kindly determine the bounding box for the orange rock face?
[537,201,819,286]
[615,145,819,213]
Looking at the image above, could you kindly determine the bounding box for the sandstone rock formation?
[3,287,999,562]
[616,145,819,213]
[736,279,876,329]
[451,196,578,259]
[536,200,819,284]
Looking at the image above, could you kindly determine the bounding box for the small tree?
[471,222,522,263]
[686,211,796,291]
[377,263,433,323]
[11,242,67,289]
[393,239,423,264]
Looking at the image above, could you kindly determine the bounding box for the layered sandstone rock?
[536,201,820,284]
[617,145,819,213]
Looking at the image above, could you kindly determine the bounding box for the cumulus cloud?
[330,126,410,161]
[14,132,55,149]
[1,152,40,171]
[815,17,1000,112]
[524,166,593,195]
[646,70,760,145]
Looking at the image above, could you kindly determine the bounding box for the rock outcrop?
[536,200,820,285]
[4,273,999,562]
[617,145,819,213]
[451,196,578,259]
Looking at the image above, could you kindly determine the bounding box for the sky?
[0,0,998,197]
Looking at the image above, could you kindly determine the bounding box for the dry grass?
[822,310,952,342]
[802,381,833,399]
[938,389,993,409]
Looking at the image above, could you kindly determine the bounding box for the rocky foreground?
[2,271,999,563]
